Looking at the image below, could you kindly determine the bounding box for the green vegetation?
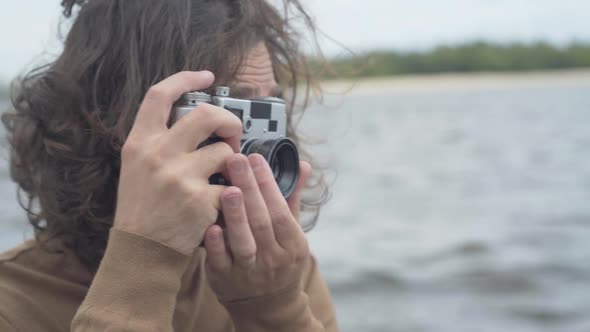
[1,42,589,92]
[312,41,590,79]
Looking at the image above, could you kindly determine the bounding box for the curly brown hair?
[2,0,329,269]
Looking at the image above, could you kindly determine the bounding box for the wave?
[328,269,406,295]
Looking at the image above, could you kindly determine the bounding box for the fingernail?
[229,159,244,174]
[208,229,221,242]
[225,194,241,209]
[249,155,263,171]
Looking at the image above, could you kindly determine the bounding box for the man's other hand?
[205,153,313,302]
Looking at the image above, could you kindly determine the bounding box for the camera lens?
[241,138,299,198]
[272,160,281,180]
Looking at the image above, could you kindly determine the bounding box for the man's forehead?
[230,42,280,98]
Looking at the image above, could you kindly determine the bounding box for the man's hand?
[204,153,313,302]
[113,71,243,254]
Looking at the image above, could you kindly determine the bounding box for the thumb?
[288,161,312,221]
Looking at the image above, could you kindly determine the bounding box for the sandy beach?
[320,68,590,95]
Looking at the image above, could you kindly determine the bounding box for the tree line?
[310,41,590,79]
[1,41,590,95]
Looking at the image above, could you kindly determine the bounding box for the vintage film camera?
[171,86,300,198]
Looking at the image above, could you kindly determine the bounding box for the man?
[0,0,337,330]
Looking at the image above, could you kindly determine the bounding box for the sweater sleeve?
[0,313,16,332]
[71,228,191,331]
[222,255,338,332]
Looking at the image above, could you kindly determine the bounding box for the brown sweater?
[0,229,337,331]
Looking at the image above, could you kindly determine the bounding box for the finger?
[132,71,215,137]
[249,154,303,250]
[207,184,227,211]
[205,225,232,273]
[221,187,257,269]
[183,142,234,177]
[287,161,312,221]
[226,154,277,251]
[166,103,243,153]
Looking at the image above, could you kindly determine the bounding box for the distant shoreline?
[313,41,590,80]
[2,68,590,100]
[320,68,590,96]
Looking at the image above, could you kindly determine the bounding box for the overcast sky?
[1,0,589,81]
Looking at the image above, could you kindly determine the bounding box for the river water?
[2,72,590,331]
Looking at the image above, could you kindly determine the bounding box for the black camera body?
[171,86,300,198]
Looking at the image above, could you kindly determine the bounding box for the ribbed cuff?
[222,282,321,332]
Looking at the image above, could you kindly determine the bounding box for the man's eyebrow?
[229,85,283,99]
[229,85,258,99]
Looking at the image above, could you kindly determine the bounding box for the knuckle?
[271,205,293,222]
[268,261,281,271]
[214,142,234,157]
[144,152,164,171]
[192,105,216,126]
[261,255,280,270]
[229,113,243,129]
[158,170,183,189]
[235,249,256,264]
[199,105,243,132]
[206,260,226,274]
[273,213,294,229]
[294,244,310,263]
[249,220,272,234]
[265,251,291,270]
[144,86,169,103]
[196,103,215,116]
[233,153,249,164]
[121,139,140,159]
